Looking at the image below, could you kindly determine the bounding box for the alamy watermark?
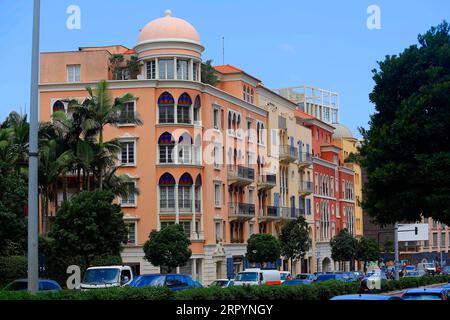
[367,5,381,30]
[66,5,81,30]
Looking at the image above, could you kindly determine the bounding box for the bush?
[0,256,27,288]
[0,275,448,300]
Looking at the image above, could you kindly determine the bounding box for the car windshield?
[402,293,442,300]
[296,274,309,280]
[280,273,289,280]
[235,272,258,281]
[83,268,120,284]
[5,281,28,291]
[130,275,165,287]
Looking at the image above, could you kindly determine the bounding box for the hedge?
[0,256,27,288]
[0,275,448,300]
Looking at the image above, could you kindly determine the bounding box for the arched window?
[193,95,201,124]
[195,174,202,214]
[159,173,175,211]
[53,100,65,113]
[158,92,175,124]
[177,93,192,124]
[158,132,175,164]
[228,111,232,132]
[178,133,193,164]
[179,173,193,211]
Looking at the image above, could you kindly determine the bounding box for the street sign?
[398,223,428,241]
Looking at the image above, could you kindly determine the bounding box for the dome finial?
[164,9,172,17]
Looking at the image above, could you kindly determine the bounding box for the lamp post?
[394,222,399,280]
[27,0,41,293]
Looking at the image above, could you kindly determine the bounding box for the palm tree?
[80,80,141,189]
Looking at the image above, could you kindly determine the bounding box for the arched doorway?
[322,257,331,272]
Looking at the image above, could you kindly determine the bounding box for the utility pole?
[222,36,225,65]
[28,0,40,293]
[394,222,399,280]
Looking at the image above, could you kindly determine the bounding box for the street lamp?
[28,0,41,292]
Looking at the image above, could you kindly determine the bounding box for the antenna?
[222,36,225,65]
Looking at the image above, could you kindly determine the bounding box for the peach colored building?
[39,10,356,282]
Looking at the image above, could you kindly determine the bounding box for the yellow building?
[332,124,363,238]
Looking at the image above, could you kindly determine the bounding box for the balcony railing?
[299,181,313,194]
[228,202,255,220]
[158,145,201,166]
[259,205,280,220]
[280,207,304,220]
[227,165,255,186]
[279,145,298,162]
[257,174,276,190]
[298,152,313,167]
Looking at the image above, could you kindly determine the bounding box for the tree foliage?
[246,233,281,266]
[330,229,358,263]
[49,190,127,269]
[143,224,192,273]
[279,216,310,261]
[201,60,219,86]
[356,236,380,263]
[359,21,450,225]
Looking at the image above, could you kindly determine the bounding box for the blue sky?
[0,0,448,137]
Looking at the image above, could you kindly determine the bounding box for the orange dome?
[137,10,201,45]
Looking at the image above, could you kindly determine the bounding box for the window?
[177,93,192,124]
[160,186,175,211]
[214,183,221,207]
[120,141,135,165]
[121,182,136,206]
[177,59,189,80]
[119,102,135,124]
[158,59,174,79]
[123,222,136,245]
[247,120,253,142]
[433,233,438,247]
[193,62,199,81]
[178,186,192,211]
[213,107,220,129]
[330,177,334,197]
[158,92,175,124]
[248,188,254,204]
[146,60,156,79]
[342,180,345,198]
[441,232,446,247]
[314,173,319,194]
[158,132,175,164]
[249,222,254,236]
[67,64,80,82]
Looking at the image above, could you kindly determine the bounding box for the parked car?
[440,266,450,275]
[279,271,291,283]
[403,271,423,278]
[295,273,316,282]
[283,279,312,285]
[314,274,346,282]
[128,274,197,291]
[417,262,436,275]
[401,287,450,300]
[81,265,133,289]
[3,279,62,292]
[331,294,401,300]
[209,279,234,288]
[352,271,365,281]
[234,268,281,286]
[335,271,358,282]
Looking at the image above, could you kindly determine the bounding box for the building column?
[192,258,197,281]
[175,184,179,224]
[199,186,204,239]
[174,57,177,80]
[191,184,196,239]
[189,59,194,81]
[157,185,161,230]
[155,57,159,80]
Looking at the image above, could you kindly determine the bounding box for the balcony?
[228,202,255,221]
[297,152,313,168]
[280,207,304,220]
[158,145,201,166]
[258,205,281,221]
[257,174,276,190]
[298,181,313,195]
[279,145,298,163]
[227,165,255,186]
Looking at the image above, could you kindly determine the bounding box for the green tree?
[356,236,380,269]
[49,190,127,269]
[109,54,125,80]
[126,55,143,79]
[359,21,450,225]
[246,233,281,267]
[143,224,192,273]
[279,216,310,271]
[330,229,358,270]
[201,59,219,86]
[383,240,394,253]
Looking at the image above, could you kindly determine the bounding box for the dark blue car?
[315,274,346,282]
[283,279,313,285]
[128,274,197,291]
[4,279,62,291]
[401,287,450,300]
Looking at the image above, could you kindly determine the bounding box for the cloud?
[279,43,297,55]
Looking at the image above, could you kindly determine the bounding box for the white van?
[234,268,282,286]
[80,265,133,290]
